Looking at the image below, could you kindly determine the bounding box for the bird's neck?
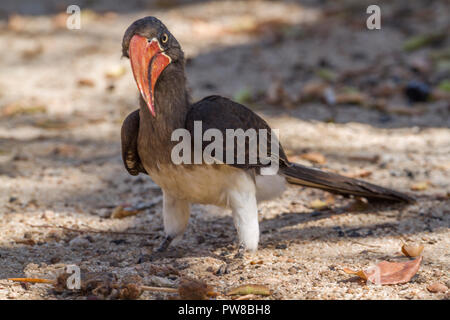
[139,61,190,131]
[138,62,190,168]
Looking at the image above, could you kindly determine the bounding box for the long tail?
[280,163,415,203]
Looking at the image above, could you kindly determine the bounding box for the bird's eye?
[161,33,169,43]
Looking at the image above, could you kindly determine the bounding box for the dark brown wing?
[185,96,413,203]
[186,95,288,170]
[121,109,147,175]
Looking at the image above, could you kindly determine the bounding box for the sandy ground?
[0,0,448,299]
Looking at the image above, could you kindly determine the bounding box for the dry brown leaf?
[348,153,380,163]
[266,80,295,108]
[410,181,429,191]
[79,272,118,298]
[266,80,284,104]
[234,294,258,300]
[1,103,47,117]
[178,278,217,300]
[300,81,327,101]
[401,244,424,257]
[53,144,79,157]
[387,106,426,116]
[372,83,400,98]
[22,44,44,60]
[309,199,329,210]
[33,119,76,130]
[299,152,327,164]
[105,65,126,79]
[342,268,368,281]
[343,169,372,178]
[325,195,335,205]
[52,12,69,29]
[77,78,96,87]
[226,17,289,36]
[14,239,36,246]
[115,275,143,300]
[427,282,448,293]
[343,256,423,285]
[7,14,27,32]
[11,273,146,299]
[335,92,367,105]
[431,89,450,101]
[110,205,139,219]
[345,198,370,212]
[227,284,271,296]
[309,195,335,211]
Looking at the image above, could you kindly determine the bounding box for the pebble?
[69,236,90,248]
[404,80,430,103]
[427,282,448,293]
[148,275,175,287]
[49,256,61,264]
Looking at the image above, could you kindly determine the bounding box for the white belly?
[147,164,286,207]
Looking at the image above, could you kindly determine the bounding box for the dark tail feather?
[280,163,415,203]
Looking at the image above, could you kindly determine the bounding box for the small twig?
[140,285,178,293]
[8,278,55,284]
[26,224,154,237]
[350,240,381,248]
[234,294,257,300]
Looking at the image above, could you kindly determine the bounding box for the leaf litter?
[7,274,218,300]
[343,256,423,285]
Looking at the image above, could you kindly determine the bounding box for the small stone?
[288,267,297,275]
[23,232,33,239]
[148,276,175,288]
[50,256,61,264]
[69,236,90,248]
[404,80,430,103]
[427,282,448,293]
[111,239,127,245]
[196,235,205,244]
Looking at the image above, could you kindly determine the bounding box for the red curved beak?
[129,34,172,117]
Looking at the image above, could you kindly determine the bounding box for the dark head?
[122,17,185,116]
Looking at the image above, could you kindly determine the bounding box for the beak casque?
[129,34,172,116]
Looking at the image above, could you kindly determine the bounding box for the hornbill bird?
[121,17,414,254]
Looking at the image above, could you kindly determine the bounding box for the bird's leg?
[228,183,259,254]
[160,191,190,249]
[137,193,190,263]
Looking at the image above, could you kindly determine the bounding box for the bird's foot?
[137,235,174,263]
[233,244,246,259]
[136,250,170,263]
[215,245,246,276]
[156,235,173,252]
[215,263,229,276]
[137,253,151,264]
